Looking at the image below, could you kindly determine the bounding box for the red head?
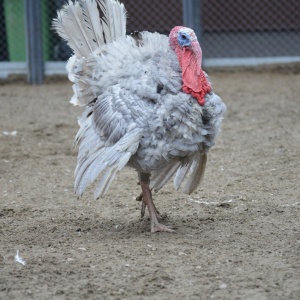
[169,26,211,106]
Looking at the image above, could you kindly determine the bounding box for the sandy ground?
[0,70,299,300]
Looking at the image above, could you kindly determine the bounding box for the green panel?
[4,0,26,61]
[4,0,51,62]
[41,0,50,61]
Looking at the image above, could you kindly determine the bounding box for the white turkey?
[53,0,226,232]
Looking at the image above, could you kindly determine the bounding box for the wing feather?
[75,128,141,197]
[174,161,192,191]
[150,162,181,192]
[182,153,207,194]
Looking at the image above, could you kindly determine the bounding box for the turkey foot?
[139,172,174,233]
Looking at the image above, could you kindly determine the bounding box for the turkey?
[53,0,226,232]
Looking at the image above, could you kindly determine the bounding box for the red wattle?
[181,46,211,106]
[183,83,210,106]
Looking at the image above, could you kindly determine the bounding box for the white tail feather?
[79,1,105,46]
[52,0,127,58]
[99,0,126,43]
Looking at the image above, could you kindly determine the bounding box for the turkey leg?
[136,192,161,220]
[138,172,174,233]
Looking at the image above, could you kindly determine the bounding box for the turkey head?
[169,26,211,106]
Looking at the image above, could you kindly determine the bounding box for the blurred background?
[1,0,300,82]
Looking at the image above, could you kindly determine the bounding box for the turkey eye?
[181,34,187,39]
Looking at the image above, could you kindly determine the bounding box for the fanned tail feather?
[78,1,105,46]
[99,0,126,43]
[52,0,127,58]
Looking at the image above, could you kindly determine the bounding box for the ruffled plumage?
[53,0,226,200]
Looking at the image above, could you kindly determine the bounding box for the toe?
[151,223,175,233]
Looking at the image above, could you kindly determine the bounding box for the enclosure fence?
[1,0,300,82]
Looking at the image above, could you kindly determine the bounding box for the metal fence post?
[182,0,202,42]
[24,0,44,84]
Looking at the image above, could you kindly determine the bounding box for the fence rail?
[1,0,300,82]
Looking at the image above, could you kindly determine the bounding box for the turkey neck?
[174,41,211,106]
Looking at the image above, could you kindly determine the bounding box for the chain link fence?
[202,0,300,60]
[0,0,300,79]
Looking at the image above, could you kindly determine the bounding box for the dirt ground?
[0,69,299,300]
